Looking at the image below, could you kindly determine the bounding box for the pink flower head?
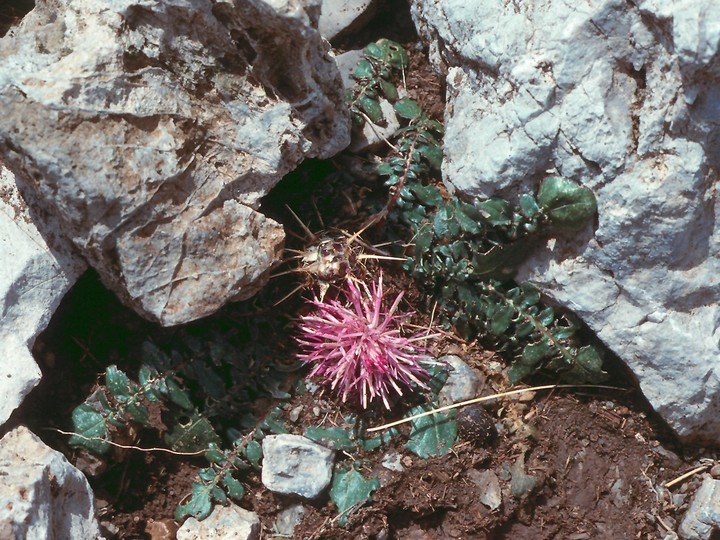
[296,274,434,409]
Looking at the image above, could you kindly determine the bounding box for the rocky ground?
[3,0,720,539]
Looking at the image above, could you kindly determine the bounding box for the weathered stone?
[679,477,720,540]
[437,354,483,406]
[0,163,86,426]
[0,0,350,326]
[319,0,377,42]
[412,0,720,443]
[261,434,334,498]
[0,426,103,540]
[177,504,260,540]
[273,504,305,537]
[468,469,502,511]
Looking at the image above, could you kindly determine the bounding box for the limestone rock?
[0,0,350,326]
[273,504,305,537]
[437,354,484,406]
[0,426,103,540]
[319,0,377,42]
[0,163,86,426]
[177,504,260,540]
[412,0,720,443]
[679,477,720,540]
[261,434,334,498]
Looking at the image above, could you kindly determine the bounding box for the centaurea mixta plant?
[296,273,435,409]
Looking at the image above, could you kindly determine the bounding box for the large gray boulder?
[0,0,350,326]
[0,163,86,426]
[412,0,720,443]
[0,426,103,540]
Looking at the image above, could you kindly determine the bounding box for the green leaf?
[518,282,541,308]
[521,338,551,365]
[454,208,481,234]
[69,404,110,454]
[330,465,380,526]
[126,402,150,426]
[138,365,163,401]
[536,176,598,229]
[198,467,216,482]
[221,473,245,500]
[537,307,555,326]
[377,162,395,177]
[304,426,356,451]
[425,362,449,396]
[165,412,222,453]
[404,404,457,458]
[105,365,133,400]
[166,378,194,411]
[418,143,443,170]
[381,39,409,69]
[563,345,608,383]
[411,184,444,207]
[361,428,399,451]
[260,407,288,434]
[476,199,512,226]
[175,482,213,521]
[363,41,385,61]
[394,98,423,120]
[358,96,384,124]
[205,443,225,464]
[508,361,534,384]
[353,59,375,80]
[489,305,514,335]
[244,440,263,468]
[379,79,399,100]
[519,194,541,219]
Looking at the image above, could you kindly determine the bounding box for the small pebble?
[288,405,303,423]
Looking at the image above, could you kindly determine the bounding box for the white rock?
[437,354,483,406]
[0,0,350,326]
[273,504,305,537]
[0,164,86,426]
[412,0,720,443]
[0,426,102,540]
[380,452,404,472]
[177,503,260,540]
[261,434,334,498]
[467,469,502,511]
[320,0,377,41]
[679,477,720,540]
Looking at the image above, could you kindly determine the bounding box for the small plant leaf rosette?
[295,274,434,409]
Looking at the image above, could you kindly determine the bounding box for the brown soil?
[2,1,714,539]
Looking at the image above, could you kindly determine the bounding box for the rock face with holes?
[0,0,350,326]
[0,163,87,426]
[0,426,103,539]
[412,0,720,442]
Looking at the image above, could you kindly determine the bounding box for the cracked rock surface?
[0,0,350,326]
[412,0,720,442]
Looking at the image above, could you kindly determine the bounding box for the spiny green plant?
[347,41,607,384]
[346,39,409,127]
[389,169,606,383]
[69,336,290,521]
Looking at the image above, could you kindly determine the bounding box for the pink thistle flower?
[295,274,434,409]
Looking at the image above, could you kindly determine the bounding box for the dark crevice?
[0,0,34,37]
